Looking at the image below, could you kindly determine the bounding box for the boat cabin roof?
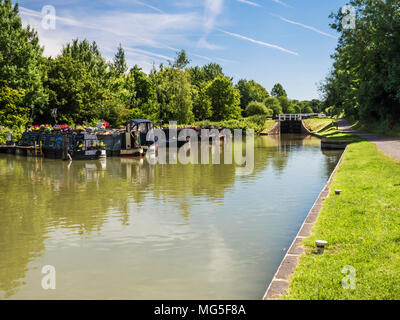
[126,119,152,126]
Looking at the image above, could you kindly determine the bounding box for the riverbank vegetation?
[285,140,400,299]
[321,0,400,136]
[303,118,362,142]
[0,0,322,142]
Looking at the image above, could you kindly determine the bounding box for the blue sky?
[17,0,348,100]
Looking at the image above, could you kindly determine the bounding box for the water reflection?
[0,135,342,299]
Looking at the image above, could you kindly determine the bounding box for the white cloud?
[197,37,223,50]
[272,0,290,7]
[133,0,163,13]
[125,47,173,62]
[278,16,338,39]
[19,6,202,69]
[219,29,299,56]
[203,0,224,33]
[198,0,225,51]
[237,0,261,7]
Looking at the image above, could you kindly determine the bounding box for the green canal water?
[0,135,342,300]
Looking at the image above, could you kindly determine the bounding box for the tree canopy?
[0,0,47,115]
[271,83,287,98]
[322,0,400,127]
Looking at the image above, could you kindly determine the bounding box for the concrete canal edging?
[263,145,348,300]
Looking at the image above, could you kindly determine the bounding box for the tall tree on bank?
[187,63,223,121]
[323,0,400,125]
[45,56,107,124]
[236,79,270,111]
[153,67,194,124]
[110,43,128,76]
[0,0,47,119]
[172,49,191,70]
[271,83,287,98]
[206,75,241,121]
[62,39,108,83]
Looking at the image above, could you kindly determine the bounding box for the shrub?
[245,101,272,117]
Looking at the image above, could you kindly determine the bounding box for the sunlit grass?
[303,118,362,142]
[285,141,400,300]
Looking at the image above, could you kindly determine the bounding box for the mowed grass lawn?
[284,141,400,299]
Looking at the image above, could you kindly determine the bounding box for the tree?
[45,56,107,124]
[191,83,212,121]
[265,97,282,117]
[202,63,223,82]
[0,82,27,128]
[206,75,241,121]
[188,63,224,87]
[277,96,295,114]
[187,63,223,120]
[245,101,271,117]
[154,67,194,124]
[271,83,287,98]
[62,39,108,82]
[303,105,314,114]
[236,79,270,110]
[172,49,191,69]
[323,0,400,125]
[130,65,158,120]
[0,0,47,117]
[110,44,128,75]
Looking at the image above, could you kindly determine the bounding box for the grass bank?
[303,118,362,142]
[284,138,400,299]
[352,120,400,139]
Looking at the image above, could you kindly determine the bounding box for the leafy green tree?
[62,39,108,82]
[0,0,47,118]
[0,82,27,128]
[110,44,128,76]
[172,49,191,69]
[236,79,270,110]
[191,83,212,120]
[45,56,107,124]
[130,66,158,119]
[303,105,314,114]
[264,97,282,117]
[154,67,194,124]
[277,96,295,114]
[187,63,224,120]
[206,75,241,121]
[271,83,287,98]
[188,63,223,87]
[245,101,271,117]
[323,0,400,125]
[202,63,223,82]
[293,104,302,114]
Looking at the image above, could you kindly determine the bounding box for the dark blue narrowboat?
[17,131,106,160]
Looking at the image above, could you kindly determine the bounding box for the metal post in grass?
[316,240,328,254]
[335,190,342,196]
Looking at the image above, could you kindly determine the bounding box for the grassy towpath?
[283,119,400,300]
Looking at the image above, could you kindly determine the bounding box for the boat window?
[49,137,56,148]
[138,123,147,133]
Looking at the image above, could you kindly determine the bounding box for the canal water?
[0,135,342,300]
